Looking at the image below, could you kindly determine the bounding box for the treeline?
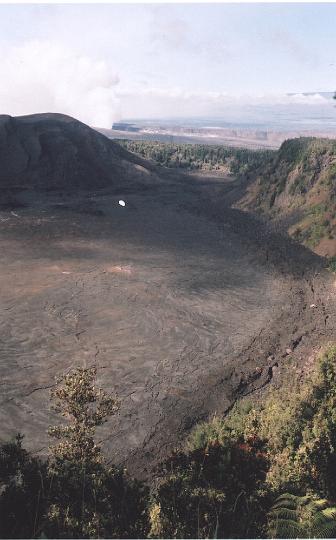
[3,348,336,538]
[116,139,273,175]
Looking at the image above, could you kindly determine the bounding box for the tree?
[48,366,119,466]
[0,368,150,539]
[45,366,149,539]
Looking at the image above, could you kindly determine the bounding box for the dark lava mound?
[0,114,335,479]
[0,113,157,194]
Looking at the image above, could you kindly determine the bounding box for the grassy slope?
[237,137,336,257]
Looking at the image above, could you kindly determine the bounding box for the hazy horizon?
[0,4,336,128]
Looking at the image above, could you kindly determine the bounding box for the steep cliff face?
[237,137,336,257]
[0,113,157,193]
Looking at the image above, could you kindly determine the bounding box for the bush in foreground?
[0,435,47,539]
[3,346,336,538]
[0,367,150,539]
[150,435,269,538]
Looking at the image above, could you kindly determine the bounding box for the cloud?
[147,7,232,65]
[118,85,333,118]
[0,40,120,127]
[266,28,320,68]
[0,39,331,125]
[120,86,331,104]
[150,14,189,50]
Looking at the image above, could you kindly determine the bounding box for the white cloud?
[0,39,332,125]
[119,86,331,104]
[117,86,332,118]
[0,40,120,128]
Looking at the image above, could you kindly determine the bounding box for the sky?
[0,3,336,127]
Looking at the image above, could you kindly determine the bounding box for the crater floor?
[0,173,334,477]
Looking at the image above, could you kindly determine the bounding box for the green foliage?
[308,203,327,217]
[45,460,149,539]
[328,256,336,272]
[5,347,336,538]
[116,139,273,174]
[293,203,334,248]
[289,175,308,195]
[251,138,336,224]
[170,346,336,537]
[278,138,315,166]
[48,366,119,466]
[0,435,47,539]
[278,138,336,171]
[224,346,336,497]
[0,368,150,539]
[305,222,329,247]
[267,492,336,538]
[188,347,336,502]
[46,366,149,539]
[151,437,269,538]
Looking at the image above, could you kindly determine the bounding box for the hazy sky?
[0,3,335,127]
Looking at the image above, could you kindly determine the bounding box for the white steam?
[0,41,120,128]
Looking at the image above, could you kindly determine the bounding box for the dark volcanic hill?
[0,113,157,193]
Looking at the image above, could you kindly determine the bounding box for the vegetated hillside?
[0,113,157,197]
[237,137,336,257]
[116,138,272,174]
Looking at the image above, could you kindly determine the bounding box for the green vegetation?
[328,256,336,272]
[150,435,269,539]
[45,367,148,539]
[292,204,335,248]
[150,345,336,538]
[240,137,336,254]
[3,347,336,538]
[252,138,336,203]
[288,175,309,195]
[0,368,149,539]
[116,139,273,175]
[268,493,336,538]
[199,346,336,497]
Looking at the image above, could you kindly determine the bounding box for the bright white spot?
[118,200,126,207]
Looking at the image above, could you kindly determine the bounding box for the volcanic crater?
[0,113,335,478]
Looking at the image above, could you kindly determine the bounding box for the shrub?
[0,367,150,539]
[46,366,149,538]
[151,436,269,538]
[0,434,47,539]
[224,346,336,498]
[45,460,149,539]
